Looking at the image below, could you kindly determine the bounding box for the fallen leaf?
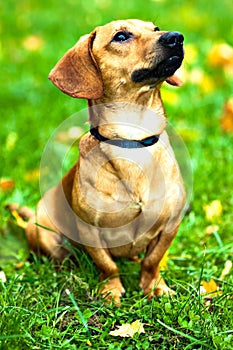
[11,210,27,230]
[200,279,221,298]
[203,200,223,222]
[0,179,15,192]
[219,260,232,280]
[205,224,219,235]
[109,320,145,338]
[16,261,25,269]
[220,98,233,132]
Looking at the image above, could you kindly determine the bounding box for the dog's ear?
[48,31,103,99]
[166,73,183,87]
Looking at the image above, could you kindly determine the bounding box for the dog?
[26,19,185,304]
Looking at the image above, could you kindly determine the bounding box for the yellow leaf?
[200,279,221,298]
[11,210,27,230]
[109,320,145,338]
[16,261,24,269]
[219,260,232,280]
[203,200,223,222]
[159,250,168,271]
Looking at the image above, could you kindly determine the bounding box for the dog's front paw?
[100,277,125,305]
[140,271,175,298]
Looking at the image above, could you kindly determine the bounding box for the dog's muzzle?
[131,31,184,84]
[156,31,184,78]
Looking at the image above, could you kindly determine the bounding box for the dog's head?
[49,19,184,100]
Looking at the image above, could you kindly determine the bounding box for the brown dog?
[26,19,185,303]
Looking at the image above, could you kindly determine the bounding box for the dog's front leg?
[139,227,178,297]
[85,246,125,304]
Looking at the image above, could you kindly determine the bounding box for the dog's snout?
[159,32,184,48]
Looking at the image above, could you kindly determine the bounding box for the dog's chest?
[76,135,185,252]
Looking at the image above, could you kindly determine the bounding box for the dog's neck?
[88,87,167,140]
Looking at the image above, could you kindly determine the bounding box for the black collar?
[90,126,160,149]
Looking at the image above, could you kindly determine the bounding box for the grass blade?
[65,289,92,344]
[157,319,210,348]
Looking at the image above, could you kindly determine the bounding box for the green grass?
[0,0,233,349]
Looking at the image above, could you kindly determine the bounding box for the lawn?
[0,0,233,349]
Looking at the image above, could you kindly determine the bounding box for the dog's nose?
[159,32,184,48]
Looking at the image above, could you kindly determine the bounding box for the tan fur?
[26,19,186,304]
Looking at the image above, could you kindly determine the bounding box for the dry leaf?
[203,200,222,222]
[220,98,233,132]
[200,279,221,298]
[0,179,15,192]
[219,260,232,280]
[15,261,25,269]
[11,210,27,230]
[109,320,145,338]
[7,204,34,221]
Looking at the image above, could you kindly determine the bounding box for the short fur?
[26,19,185,303]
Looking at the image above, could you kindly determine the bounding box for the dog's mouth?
[131,51,184,84]
[156,54,183,78]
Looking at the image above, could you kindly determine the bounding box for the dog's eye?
[154,27,160,32]
[112,31,132,43]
